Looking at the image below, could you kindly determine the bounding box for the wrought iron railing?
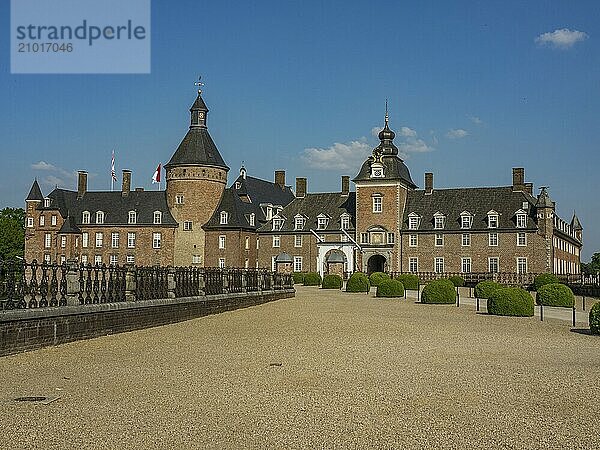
[135,266,168,301]
[78,263,127,304]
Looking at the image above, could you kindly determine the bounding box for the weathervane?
[194,76,204,94]
[385,99,389,125]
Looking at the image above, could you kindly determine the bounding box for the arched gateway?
[367,254,386,274]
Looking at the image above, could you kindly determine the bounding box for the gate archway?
[367,254,386,275]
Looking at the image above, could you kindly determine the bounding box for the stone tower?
[165,88,229,267]
[352,108,417,273]
[535,187,555,272]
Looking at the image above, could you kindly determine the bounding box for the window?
[256,237,260,249]
[272,218,283,231]
[462,233,471,246]
[60,236,66,248]
[110,255,118,266]
[95,232,103,248]
[387,233,395,244]
[219,258,225,269]
[517,257,528,274]
[517,232,527,247]
[461,257,472,274]
[294,256,303,272]
[51,215,57,226]
[82,211,90,224]
[360,233,369,244]
[294,235,302,247]
[44,198,51,208]
[272,235,280,248]
[407,234,417,247]
[96,211,104,224]
[127,232,136,248]
[192,255,201,264]
[244,259,249,269]
[27,217,34,227]
[249,213,255,227]
[235,182,241,190]
[266,206,273,221]
[152,233,161,249]
[341,215,350,230]
[488,232,498,246]
[409,257,418,273]
[341,234,349,242]
[317,216,328,230]
[408,215,420,230]
[516,213,526,228]
[488,257,499,273]
[220,211,228,225]
[128,211,137,224]
[126,255,135,264]
[175,194,184,205]
[435,257,444,274]
[154,211,162,225]
[435,233,444,247]
[183,221,192,231]
[39,215,45,226]
[82,232,89,248]
[81,254,88,264]
[294,216,304,230]
[44,254,51,263]
[44,233,51,248]
[461,214,472,229]
[111,232,119,248]
[219,235,226,249]
[94,255,102,265]
[488,213,498,228]
[245,236,250,250]
[372,196,382,213]
[60,255,66,264]
[434,214,445,229]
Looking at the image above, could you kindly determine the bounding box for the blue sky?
[1,0,598,260]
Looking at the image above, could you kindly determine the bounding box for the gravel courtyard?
[1,286,599,449]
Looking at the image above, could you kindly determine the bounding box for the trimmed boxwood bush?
[322,274,342,289]
[536,283,574,308]
[346,272,370,293]
[421,279,456,304]
[449,276,465,287]
[475,280,502,299]
[369,271,390,287]
[292,272,305,285]
[487,287,534,317]
[303,272,322,286]
[589,303,600,335]
[376,279,405,298]
[394,274,420,290]
[533,273,560,291]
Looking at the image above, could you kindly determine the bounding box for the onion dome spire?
[374,100,399,156]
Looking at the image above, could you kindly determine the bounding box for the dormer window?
[487,211,499,228]
[249,213,255,227]
[220,211,228,225]
[434,212,445,230]
[96,211,104,224]
[341,214,350,230]
[272,218,283,231]
[266,206,273,221]
[82,211,90,224]
[317,214,329,230]
[371,161,385,178]
[516,211,527,228]
[460,212,473,229]
[153,211,162,225]
[294,215,305,231]
[44,198,51,208]
[128,211,137,224]
[408,213,420,230]
[235,182,241,189]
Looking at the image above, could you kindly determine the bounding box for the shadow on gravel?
[570,328,595,336]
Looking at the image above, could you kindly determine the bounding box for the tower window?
[175,195,184,205]
[372,196,382,213]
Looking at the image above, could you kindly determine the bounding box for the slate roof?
[26,180,43,201]
[353,155,417,187]
[571,213,583,231]
[58,216,81,234]
[164,127,229,170]
[45,189,177,227]
[403,186,538,231]
[259,192,356,233]
[203,175,295,231]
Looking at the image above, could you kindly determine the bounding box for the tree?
[581,252,600,275]
[0,207,25,260]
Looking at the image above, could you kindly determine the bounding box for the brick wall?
[205,230,258,268]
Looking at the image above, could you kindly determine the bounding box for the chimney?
[341,176,350,196]
[524,182,533,196]
[512,167,525,192]
[135,187,144,192]
[296,177,307,198]
[275,170,286,188]
[77,171,87,199]
[122,170,131,197]
[425,172,433,195]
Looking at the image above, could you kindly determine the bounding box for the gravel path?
[1,286,599,449]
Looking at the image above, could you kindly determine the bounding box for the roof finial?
[194,76,204,94]
[385,99,389,125]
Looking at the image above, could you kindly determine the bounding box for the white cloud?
[43,175,66,187]
[398,126,417,138]
[535,28,588,49]
[446,129,469,139]
[302,139,372,171]
[371,126,382,137]
[468,115,483,125]
[31,161,57,171]
[397,139,433,154]
[31,160,78,189]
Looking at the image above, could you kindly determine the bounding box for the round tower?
[165,84,229,267]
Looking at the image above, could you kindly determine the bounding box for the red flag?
[152,163,161,183]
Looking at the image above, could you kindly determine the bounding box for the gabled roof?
[403,186,538,231]
[259,192,356,233]
[232,175,294,207]
[26,180,43,201]
[58,216,81,234]
[46,189,177,227]
[164,127,229,170]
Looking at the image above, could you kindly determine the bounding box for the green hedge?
[475,280,503,299]
[487,287,534,317]
[376,279,405,298]
[449,276,465,287]
[292,272,305,284]
[533,273,560,291]
[346,272,370,293]
[394,274,420,290]
[536,283,574,308]
[590,303,600,335]
[322,274,342,289]
[421,279,456,304]
[303,272,322,286]
[369,272,390,287]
